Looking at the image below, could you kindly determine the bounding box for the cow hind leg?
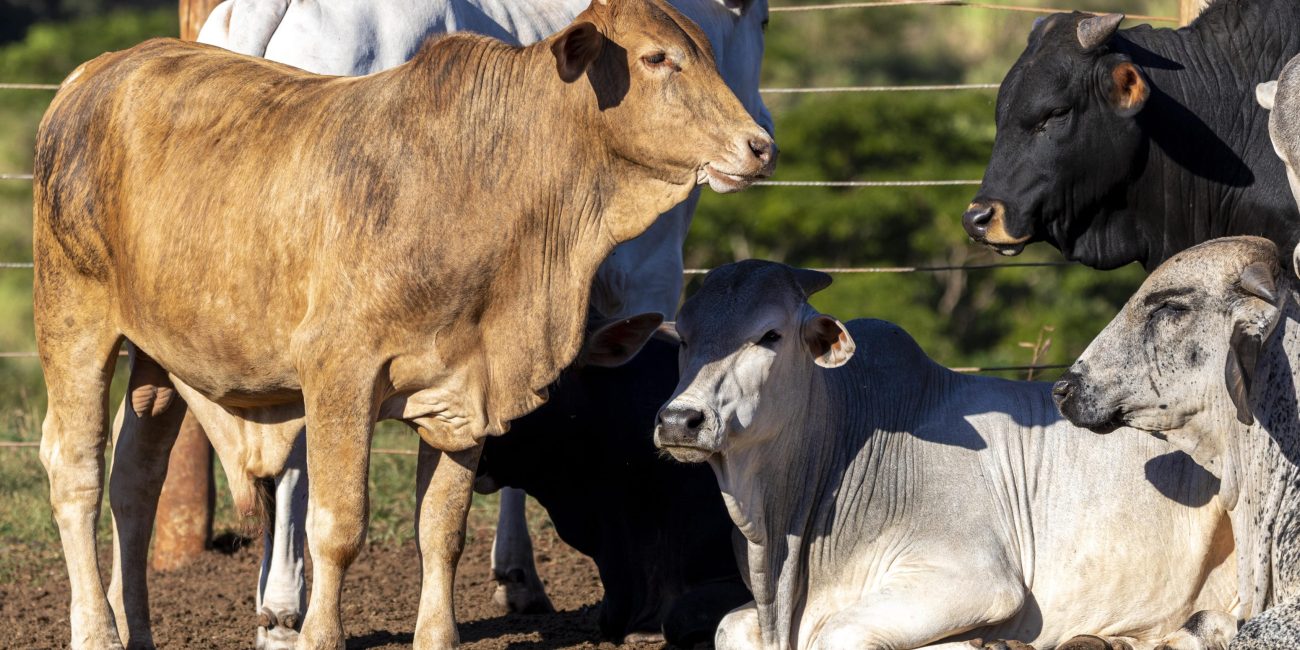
[106,348,189,648]
[414,438,483,649]
[490,487,554,614]
[35,279,124,649]
[256,432,308,650]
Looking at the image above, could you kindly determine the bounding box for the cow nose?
[657,406,706,440]
[1051,376,1075,408]
[963,203,995,239]
[749,138,773,164]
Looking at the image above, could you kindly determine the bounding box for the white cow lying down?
[653,260,1239,650]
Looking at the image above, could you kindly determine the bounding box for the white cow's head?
[669,0,773,137]
[1054,237,1287,474]
[654,260,854,462]
[1257,53,1300,213]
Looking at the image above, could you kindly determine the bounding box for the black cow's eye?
[643,52,668,67]
[760,330,782,344]
[1033,107,1071,134]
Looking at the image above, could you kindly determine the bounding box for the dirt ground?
[0,513,666,649]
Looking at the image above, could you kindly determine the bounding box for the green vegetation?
[0,0,1172,567]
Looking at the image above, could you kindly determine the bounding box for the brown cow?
[31,0,774,646]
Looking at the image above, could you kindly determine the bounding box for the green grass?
[0,410,515,581]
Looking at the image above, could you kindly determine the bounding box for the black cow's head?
[964,12,1149,264]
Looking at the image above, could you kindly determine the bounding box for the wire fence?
[0,0,1124,440]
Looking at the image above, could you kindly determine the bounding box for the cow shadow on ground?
[345,607,619,649]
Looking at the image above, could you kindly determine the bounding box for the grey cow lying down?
[1054,237,1300,648]
[652,260,1239,650]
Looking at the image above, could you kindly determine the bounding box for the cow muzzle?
[1052,370,1122,434]
[962,200,1028,255]
[654,402,719,462]
[701,132,777,193]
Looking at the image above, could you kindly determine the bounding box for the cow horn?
[792,267,833,297]
[1077,13,1124,51]
[1241,262,1278,305]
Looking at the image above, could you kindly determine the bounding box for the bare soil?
[0,515,665,649]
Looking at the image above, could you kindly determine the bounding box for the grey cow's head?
[1257,54,1300,212]
[654,260,855,462]
[1054,237,1287,472]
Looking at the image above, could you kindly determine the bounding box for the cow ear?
[582,312,663,367]
[1108,60,1149,117]
[1258,80,1279,111]
[1225,261,1284,425]
[653,320,681,345]
[1077,13,1124,51]
[552,22,604,83]
[792,268,833,297]
[802,314,855,369]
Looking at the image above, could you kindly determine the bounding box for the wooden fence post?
[1179,0,1210,26]
[150,0,226,572]
[180,0,224,41]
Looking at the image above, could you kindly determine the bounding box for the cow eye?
[642,52,669,68]
[1033,107,1071,134]
[1151,302,1188,320]
[759,330,782,344]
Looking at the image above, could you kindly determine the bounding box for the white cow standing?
[150,1,772,646]
[653,260,1239,650]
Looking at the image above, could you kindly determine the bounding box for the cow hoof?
[1058,636,1133,650]
[256,608,301,650]
[623,631,666,644]
[491,569,555,614]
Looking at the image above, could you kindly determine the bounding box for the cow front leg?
[715,601,762,650]
[491,487,554,614]
[807,575,1027,650]
[414,439,483,649]
[296,376,378,650]
[256,432,308,650]
[106,349,188,648]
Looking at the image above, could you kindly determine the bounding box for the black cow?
[478,326,748,647]
[963,0,1300,270]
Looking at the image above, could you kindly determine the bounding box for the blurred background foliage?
[0,0,1177,559]
[0,1,1180,436]
[0,0,1177,435]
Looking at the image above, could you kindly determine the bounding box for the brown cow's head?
[550,0,776,196]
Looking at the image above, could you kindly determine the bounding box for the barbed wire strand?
[2,175,982,187]
[0,83,59,90]
[0,358,1076,450]
[0,261,1074,274]
[761,83,999,93]
[755,179,981,187]
[770,0,1177,22]
[0,83,1005,94]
